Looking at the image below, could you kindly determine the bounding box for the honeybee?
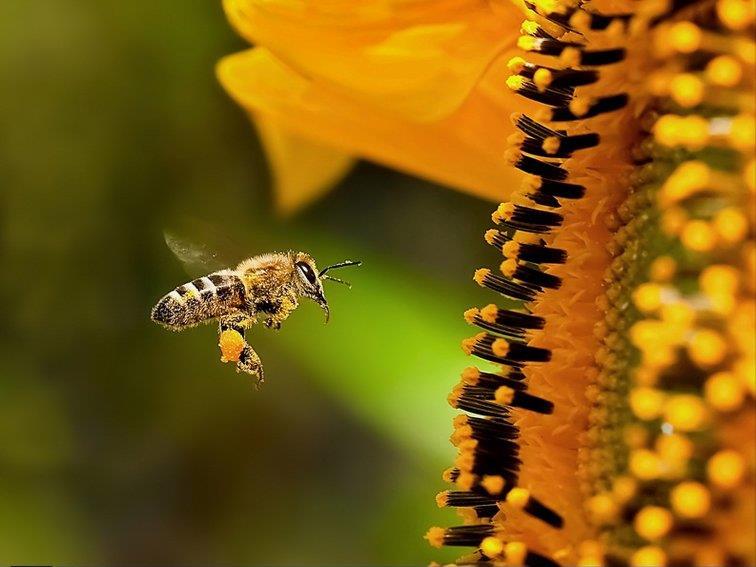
[151,232,360,387]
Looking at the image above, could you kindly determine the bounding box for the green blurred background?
[0,1,502,563]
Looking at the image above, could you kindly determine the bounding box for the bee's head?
[292,252,361,323]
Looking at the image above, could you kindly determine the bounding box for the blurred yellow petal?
[217,47,527,203]
[254,115,355,214]
[223,0,521,121]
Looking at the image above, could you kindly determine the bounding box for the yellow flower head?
[220,0,755,565]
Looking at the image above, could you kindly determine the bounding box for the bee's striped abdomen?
[151,271,245,330]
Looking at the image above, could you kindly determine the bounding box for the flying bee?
[151,232,360,387]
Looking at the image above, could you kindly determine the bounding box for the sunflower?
[218,0,755,565]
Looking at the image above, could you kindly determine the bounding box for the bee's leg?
[237,344,264,388]
[217,315,264,387]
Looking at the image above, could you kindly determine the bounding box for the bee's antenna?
[319,259,362,277]
[322,274,352,288]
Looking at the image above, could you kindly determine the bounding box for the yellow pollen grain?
[502,240,520,259]
[634,506,673,540]
[506,75,527,92]
[481,536,504,558]
[706,55,742,86]
[587,493,618,524]
[650,256,676,282]
[630,449,662,480]
[705,371,744,411]
[434,491,449,508]
[560,46,581,66]
[463,308,479,324]
[533,68,553,91]
[714,207,748,243]
[681,220,717,252]
[631,546,667,567]
[484,229,498,245]
[492,338,510,358]
[717,0,755,30]
[461,366,480,384]
[729,114,755,150]
[569,97,591,117]
[517,35,538,51]
[504,541,527,565]
[656,433,694,463]
[661,207,688,235]
[664,394,709,431]
[497,202,515,220]
[670,481,711,518]
[701,265,740,294]
[670,73,704,107]
[495,386,515,405]
[612,476,638,504]
[474,268,490,286]
[507,56,526,74]
[542,136,561,155]
[218,329,245,363]
[630,387,666,420]
[500,259,518,278]
[707,450,745,488]
[481,304,498,323]
[633,283,663,313]
[457,472,475,491]
[669,21,702,53]
[688,329,727,367]
[481,475,505,495]
[425,526,445,548]
[506,487,530,508]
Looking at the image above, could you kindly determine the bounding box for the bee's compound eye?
[296,261,317,285]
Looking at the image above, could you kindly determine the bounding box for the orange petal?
[217,47,527,202]
[223,0,522,122]
[253,115,355,214]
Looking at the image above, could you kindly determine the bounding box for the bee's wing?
[163,219,246,278]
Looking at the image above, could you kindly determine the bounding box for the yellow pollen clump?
[516,35,538,51]
[425,527,445,548]
[504,541,527,565]
[688,329,727,367]
[492,338,510,358]
[502,240,520,259]
[656,434,694,463]
[634,506,673,540]
[506,75,527,92]
[633,283,663,313]
[669,21,702,53]
[497,202,515,220]
[218,329,245,363]
[533,68,553,91]
[707,450,745,489]
[463,308,479,324]
[714,207,748,243]
[506,487,530,508]
[630,449,662,480]
[630,387,666,420]
[480,536,504,558]
[670,481,711,518]
[474,268,490,285]
[664,394,709,431]
[706,55,742,86]
[705,371,745,411]
[495,386,515,405]
[701,265,739,295]
[660,303,694,338]
[507,56,526,74]
[542,136,561,155]
[650,256,676,282]
[461,366,480,384]
[481,475,505,495]
[670,73,704,107]
[730,115,755,150]
[587,493,619,524]
[717,0,754,29]
[661,207,688,235]
[681,220,717,252]
[481,304,498,323]
[613,476,638,504]
[631,546,668,567]
[500,259,518,278]
[569,97,592,117]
